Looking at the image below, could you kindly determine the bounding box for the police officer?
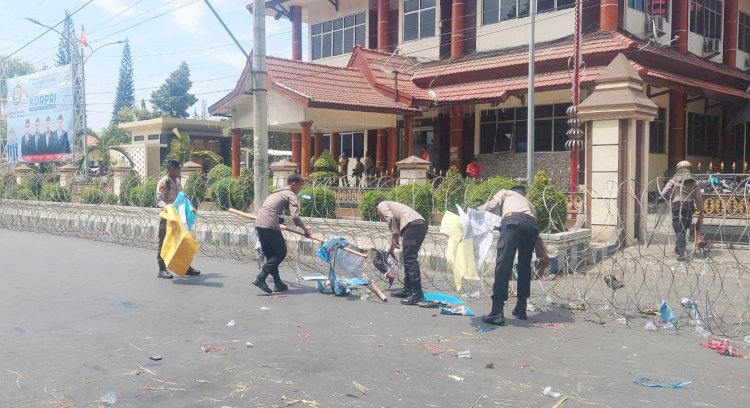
[374,198,428,305]
[252,173,312,293]
[478,185,549,326]
[660,160,704,261]
[155,160,201,279]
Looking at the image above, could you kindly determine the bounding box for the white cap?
[676,160,692,170]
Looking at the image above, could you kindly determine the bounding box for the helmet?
[676,160,692,170]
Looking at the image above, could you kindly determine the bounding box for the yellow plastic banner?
[439,211,478,290]
[159,205,200,276]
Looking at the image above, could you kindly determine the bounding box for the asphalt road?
[1,229,748,407]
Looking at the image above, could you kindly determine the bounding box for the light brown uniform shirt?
[477,190,536,217]
[660,178,705,212]
[156,175,181,208]
[255,188,303,230]
[377,201,425,246]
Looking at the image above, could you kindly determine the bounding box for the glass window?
[553,118,569,151]
[311,12,367,60]
[496,123,513,152]
[690,0,724,39]
[515,121,528,153]
[404,0,436,41]
[534,120,553,151]
[687,112,718,156]
[740,13,750,53]
[480,123,497,154]
[340,132,366,158]
[483,0,500,25]
[479,103,570,153]
[628,0,645,11]
[538,0,555,13]
[649,108,666,154]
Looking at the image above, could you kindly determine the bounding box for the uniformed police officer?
[155,160,201,279]
[374,198,428,305]
[252,173,312,293]
[477,185,549,326]
[660,160,704,261]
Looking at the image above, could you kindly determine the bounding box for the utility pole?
[252,0,269,211]
[527,0,536,184]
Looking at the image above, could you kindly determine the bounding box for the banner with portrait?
[5,65,74,163]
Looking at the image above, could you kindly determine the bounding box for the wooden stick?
[228,208,388,302]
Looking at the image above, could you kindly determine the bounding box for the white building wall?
[476,9,574,52]
[397,0,441,60]
[307,1,371,66]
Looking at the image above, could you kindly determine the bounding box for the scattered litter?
[260,307,271,311]
[226,320,236,327]
[617,317,628,325]
[544,274,558,281]
[465,291,482,299]
[422,343,454,356]
[563,301,586,311]
[680,298,703,322]
[149,356,162,361]
[456,350,472,359]
[352,381,370,395]
[633,378,692,389]
[439,305,475,316]
[245,342,254,348]
[298,331,311,339]
[448,374,464,382]
[701,338,748,358]
[659,300,677,325]
[201,346,228,353]
[419,301,449,308]
[100,392,118,406]
[280,394,319,407]
[526,303,538,312]
[745,335,750,344]
[424,292,465,304]
[604,275,624,290]
[477,326,497,333]
[551,396,569,408]
[545,323,565,329]
[642,307,660,316]
[270,295,288,299]
[663,322,675,329]
[543,386,561,398]
[485,363,494,369]
[644,321,657,331]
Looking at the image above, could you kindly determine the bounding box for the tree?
[111,40,135,124]
[56,11,77,66]
[150,61,197,118]
[165,128,223,168]
[87,125,134,175]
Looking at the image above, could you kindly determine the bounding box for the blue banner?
[5,65,74,164]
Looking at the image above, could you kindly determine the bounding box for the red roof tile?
[641,67,749,100]
[266,57,418,113]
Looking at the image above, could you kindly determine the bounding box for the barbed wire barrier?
[0,172,748,339]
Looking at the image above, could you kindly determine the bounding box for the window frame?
[310,11,367,61]
[403,0,437,42]
[649,108,667,154]
[689,0,724,40]
[482,0,572,26]
[739,12,750,53]
[479,103,572,153]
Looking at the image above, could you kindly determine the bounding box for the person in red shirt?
[466,157,483,180]
[420,146,430,161]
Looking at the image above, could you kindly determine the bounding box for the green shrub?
[40,184,71,202]
[359,190,389,221]
[434,166,467,213]
[12,185,37,201]
[313,150,338,173]
[528,170,568,233]
[300,185,336,218]
[27,175,45,197]
[207,164,232,184]
[80,187,117,204]
[128,179,158,207]
[464,175,516,209]
[119,170,141,206]
[388,183,434,220]
[211,177,254,211]
[184,173,208,206]
[0,176,16,198]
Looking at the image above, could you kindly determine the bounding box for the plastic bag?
[172,191,196,230]
[160,204,200,276]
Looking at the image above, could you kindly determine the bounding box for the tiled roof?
[266,57,418,113]
[412,31,635,84]
[641,67,750,99]
[429,67,604,103]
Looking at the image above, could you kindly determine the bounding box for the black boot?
[252,276,272,294]
[482,301,505,326]
[401,291,426,306]
[392,286,412,298]
[512,298,528,320]
[186,267,201,276]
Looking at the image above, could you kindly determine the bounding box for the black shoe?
[401,292,426,305]
[186,267,201,276]
[513,299,528,320]
[392,287,412,298]
[157,270,173,279]
[482,312,506,326]
[252,278,272,294]
[273,282,289,292]
[676,253,687,261]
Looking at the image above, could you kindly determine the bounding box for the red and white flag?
[80,25,88,48]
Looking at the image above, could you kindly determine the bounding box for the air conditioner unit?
[745,55,750,70]
[648,15,667,37]
[703,37,721,56]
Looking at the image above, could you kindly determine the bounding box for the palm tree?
[165,128,223,169]
[86,125,134,175]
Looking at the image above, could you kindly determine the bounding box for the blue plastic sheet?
[659,300,678,324]
[173,192,196,230]
[424,292,465,304]
[633,378,691,389]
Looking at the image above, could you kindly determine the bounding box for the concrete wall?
[397,0,441,60]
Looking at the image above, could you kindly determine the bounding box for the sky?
[0,0,304,131]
